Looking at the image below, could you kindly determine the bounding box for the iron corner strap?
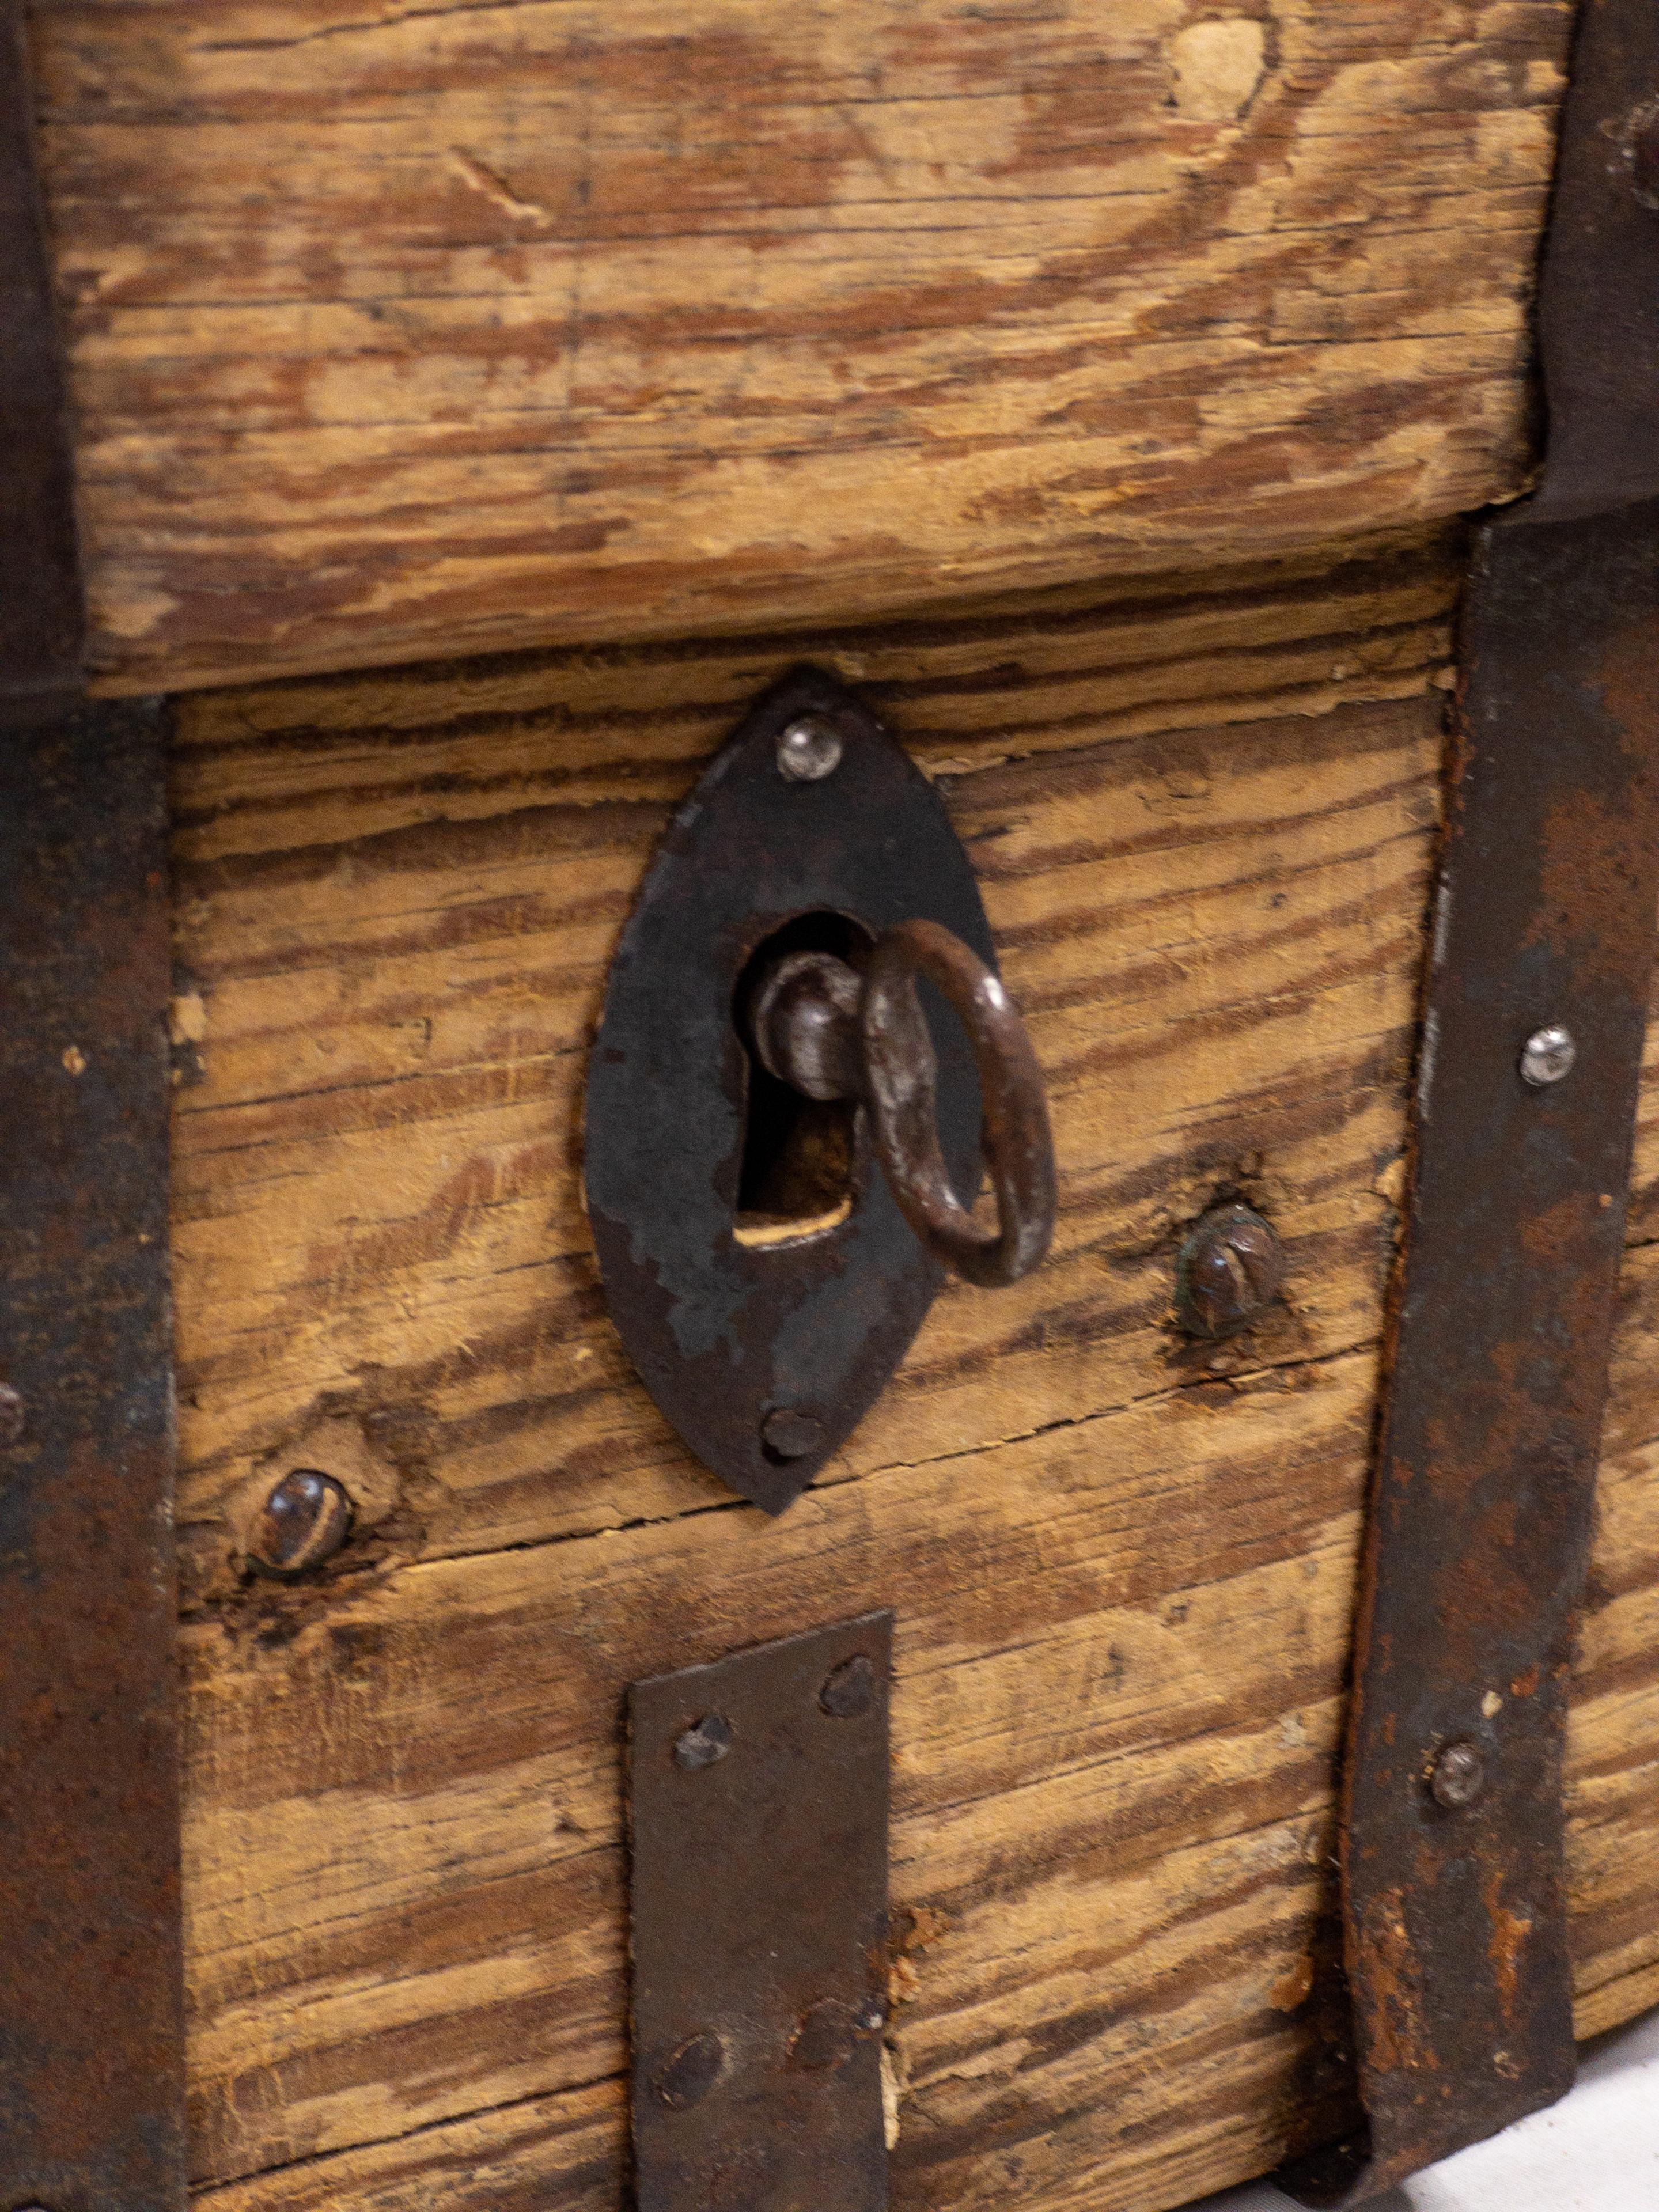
[1,2,185,2209]
[1282,0,1659,2198]
[4,0,1659,2206]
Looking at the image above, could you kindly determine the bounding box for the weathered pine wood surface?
[166,532,1659,2212]
[28,0,1571,692]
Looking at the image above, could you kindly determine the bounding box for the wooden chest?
[5,5,1659,2211]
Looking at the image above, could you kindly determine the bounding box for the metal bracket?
[1,9,185,2209]
[1285,1,1659,2196]
[628,1613,892,2212]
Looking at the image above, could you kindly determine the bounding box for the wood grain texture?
[26,0,1572,690]
[168,547,1659,2212]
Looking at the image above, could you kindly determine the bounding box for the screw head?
[653,2029,726,2108]
[1429,1738,1487,1810]
[0,1385,25,1448]
[1175,1203,1285,1339]
[1520,1024,1575,1088]
[248,1469,354,1577]
[775,716,844,783]
[761,1406,826,1461]
[673,1713,733,1771]
[820,1653,877,1719]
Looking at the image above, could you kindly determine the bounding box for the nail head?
[653,2029,726,2108]
[819,1653,877,1719]
[775,716,844,783]
[673,1713,733,1771]
[1628,100,1659,206]
[1175,1203,1285,1339]
[761,1406,826,1461]
[1520,1024,1575,1087]
[787,1999,864,2072]
[248,1468,354,1577]
[1429,1738,1487,1810]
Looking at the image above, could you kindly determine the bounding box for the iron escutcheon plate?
[629,1611,892,2212]
[584,668,990,1514]
[0,700,186,2212]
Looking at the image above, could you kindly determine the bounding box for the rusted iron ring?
[860,918,1055,1287]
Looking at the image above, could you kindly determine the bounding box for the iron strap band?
[0,702,185,2212]
[1286,0,1659,2195]
[1,0,84,724]
[0,10,185,2210]
[1285,502,1659,2204]
[629,1615,893,2212]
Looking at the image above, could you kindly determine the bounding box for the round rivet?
[1175,1203,1285,1339]
[761,1407,826,1461]
[787,1999,863,2072]
[1429,1738,1487,1810]
[0,1385,25,1448]
[673,1713,733,1771]
[1520,1024,1575,1087]
[653,2029,726,2108]
[1628,101,1659,206]
[775,716,844,783]
[248,1469,354,1577]
[819,1653,877,1719]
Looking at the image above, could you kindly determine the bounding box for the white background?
[1195,2005,1659,2210]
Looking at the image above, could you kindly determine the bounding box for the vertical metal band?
[1286,2,1659,2196]
[1286,504,1659,2205]
[1,9,185,2207]
[0,700,185,2212]
[1,0,84,722]
[1529,0,1659,521]
[630,1615,892,2212]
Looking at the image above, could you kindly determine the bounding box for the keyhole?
[733,912,872,1247]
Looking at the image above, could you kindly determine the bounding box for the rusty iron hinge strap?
[0,11,185,2210]
[1285,1,1659,2198]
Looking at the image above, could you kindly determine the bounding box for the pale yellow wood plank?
[24,1,1570,686]
[171,548,1659,2212]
